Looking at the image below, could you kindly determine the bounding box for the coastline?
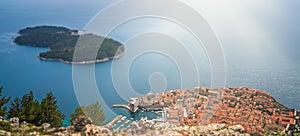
[38,54,123,64]
[13,26,125,65]
[111,87,300,135]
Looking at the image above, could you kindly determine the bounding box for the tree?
[19,91,41,125]
[0,87,10,117]
[8,97,21,118]
[70,102,105,126]
[8,91,65,127]
[40,92,64,127]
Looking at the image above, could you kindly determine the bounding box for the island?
[14,26,124,64]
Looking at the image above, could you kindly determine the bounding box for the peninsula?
[113,87,300,135]
[14,26,124,64]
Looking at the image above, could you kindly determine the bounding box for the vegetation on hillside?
[14,26,124,63]
[8,91,64,127]
[40,92,65,127]
[70,102,105,126]
[0,87,10,117]
[0,86,106,130]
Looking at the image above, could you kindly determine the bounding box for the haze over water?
[0,0,300,124]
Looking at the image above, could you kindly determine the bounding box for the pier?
[112,98,139,113]
[104,115,123,128]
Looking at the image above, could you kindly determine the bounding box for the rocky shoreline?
[38,54,123,65]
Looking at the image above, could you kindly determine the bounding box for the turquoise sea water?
[0,0,300,126]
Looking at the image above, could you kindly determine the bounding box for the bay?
[0,0,300,127]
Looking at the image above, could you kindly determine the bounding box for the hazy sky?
[100,0,300,67]
[177,0,300,67]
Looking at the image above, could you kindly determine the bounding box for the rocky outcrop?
[0,130,11,136]
[41,123,51,132]
[229,125,245,133]
[71,115,93,132]
[9,117,19,126]
[82,124,111,136]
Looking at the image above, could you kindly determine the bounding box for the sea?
[0,0,300,126]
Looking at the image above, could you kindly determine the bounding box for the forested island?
[14,26,124,64]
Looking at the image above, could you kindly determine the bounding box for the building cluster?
[136,87,300,135]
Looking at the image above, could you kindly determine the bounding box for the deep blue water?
[0,0,300,126]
